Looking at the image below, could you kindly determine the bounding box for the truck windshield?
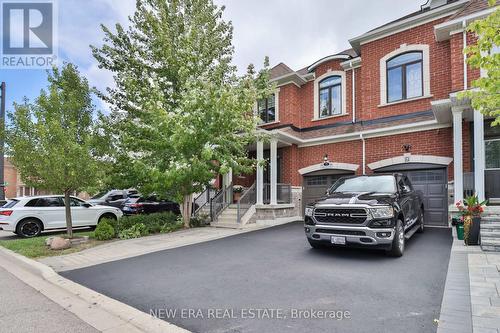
[329,175,396,194]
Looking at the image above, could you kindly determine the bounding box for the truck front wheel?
[387,220,404,257]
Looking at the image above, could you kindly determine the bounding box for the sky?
[0,0,421,114]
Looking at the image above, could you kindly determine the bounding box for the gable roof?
[349,0,469,52]
[434,0,498,41]
[447,0,496,20]
[269,62,294,80]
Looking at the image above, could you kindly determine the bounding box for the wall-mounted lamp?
[323,154,330,166]
[402,144,412,153]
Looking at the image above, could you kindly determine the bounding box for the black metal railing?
[210,182,232,222]
[237,183,256,224]
[192,186,216,217]
[263,183,292,204]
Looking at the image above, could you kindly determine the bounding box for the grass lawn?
[0,230,109,259]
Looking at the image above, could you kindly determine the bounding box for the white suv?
[0,195,123,238]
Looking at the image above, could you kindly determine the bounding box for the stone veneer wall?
[254,187,303,223]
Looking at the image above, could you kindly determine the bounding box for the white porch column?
[452,108,464,203]
[474,111,485,201]
[270,138,278,205]
[256,140,264,205]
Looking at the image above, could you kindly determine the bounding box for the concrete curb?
[0,246,190,333]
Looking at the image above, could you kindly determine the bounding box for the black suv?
[304,174,424,257]
[88,189,138,208]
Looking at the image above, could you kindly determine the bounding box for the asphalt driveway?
[62,222,452,333]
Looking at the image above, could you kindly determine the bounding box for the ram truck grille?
[314,208,368,224]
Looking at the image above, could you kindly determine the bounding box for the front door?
[263,149,282,203]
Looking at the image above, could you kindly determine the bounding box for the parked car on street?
[121,196,181,215]
[87,189,138,208]
[0,195,123,238]
[304,174,424,257]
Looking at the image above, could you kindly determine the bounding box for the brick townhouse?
[211,0,499,227]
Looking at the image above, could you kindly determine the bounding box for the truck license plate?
[331,236,346,245]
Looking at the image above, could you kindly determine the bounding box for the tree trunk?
[64,190,73,238]
[182,193,193,228]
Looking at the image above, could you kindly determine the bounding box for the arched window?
[386,51,423,103]
[319,76,342,118]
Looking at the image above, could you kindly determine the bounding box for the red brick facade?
[233,1,488,191]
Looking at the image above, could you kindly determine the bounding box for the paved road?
[0,266,98,333]
[0,230,17,240]
[63,222,452,333]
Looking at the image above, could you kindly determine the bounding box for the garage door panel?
[428,184,445,196]
[413,184,426,195]
[375,166,448,226]
[427,197,445,210]
[427,211,446,225]
[302,173,354,212]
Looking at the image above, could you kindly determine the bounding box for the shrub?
[94,220,115,240]
[103,217,119,236]
[160,221,183,233]
[119,223,149,239]
[190,213,210,228]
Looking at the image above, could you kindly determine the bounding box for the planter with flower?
[233,185,244,203]
[455,195,487,245]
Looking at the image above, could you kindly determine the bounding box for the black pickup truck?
[304,174,424,257]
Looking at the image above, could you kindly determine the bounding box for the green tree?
[461,0,500,125]
[4,63,107,238]
[92,0,272,227]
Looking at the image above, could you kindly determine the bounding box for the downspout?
[462,20,467,90]
[360,133,366,175]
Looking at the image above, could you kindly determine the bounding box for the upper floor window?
[386,51,423,103]
[258,94,276,123]
[319,76,342,118]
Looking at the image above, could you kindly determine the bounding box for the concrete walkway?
[0,246,189,333]
[438,228,500,333]
[0,266,98,333]
[39,223,290,272]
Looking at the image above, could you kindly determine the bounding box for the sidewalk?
[0,243,188,333]
[39,223,286,272]
[438,229,500,333]
[0,266,98,333]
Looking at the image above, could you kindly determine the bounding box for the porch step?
[481,222,500,229]
[480,215,500,252]
[216,216,237,224]
[481,216,500,223]
[481,237,500,246]
[481,245,500,252]
[480,237,500,252]
[480,230,500,238]
[211,222,243,229]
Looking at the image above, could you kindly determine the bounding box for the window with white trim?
[485,120,500,170]
[258,94,276,123]
[379,44,430,106]
[313,71,346,119]
[386,52,423,103]
[319,76,342,118]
